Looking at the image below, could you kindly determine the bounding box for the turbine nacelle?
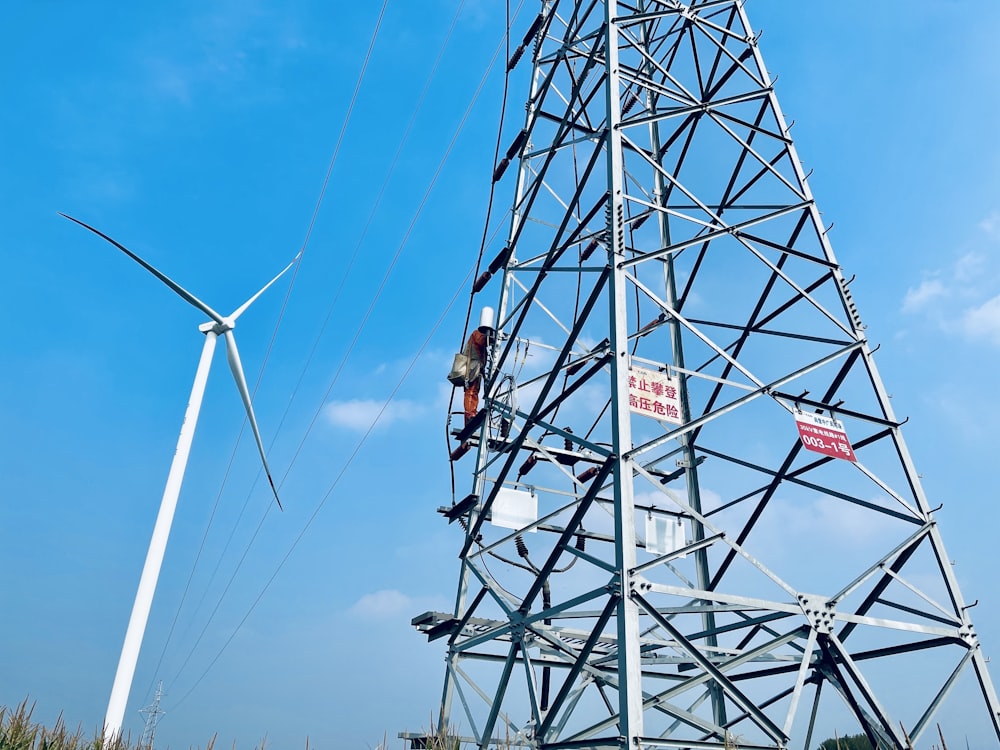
[199,320,235,334]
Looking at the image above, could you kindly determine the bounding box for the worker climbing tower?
[410,2,1000,748]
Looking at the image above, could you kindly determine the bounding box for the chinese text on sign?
[793,410,856,462]
[628,364,683,426]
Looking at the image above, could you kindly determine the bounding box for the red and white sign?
[628,365,683,425]
[794,411,856,462]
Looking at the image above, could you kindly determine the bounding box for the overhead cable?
[170,261,476,711]
[165,1,523,699]
[142,0,391,703]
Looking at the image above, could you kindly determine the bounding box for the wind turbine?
[60,213,295,741]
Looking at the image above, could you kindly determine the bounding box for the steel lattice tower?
[139,681,165,749]
[409,2,1000,748]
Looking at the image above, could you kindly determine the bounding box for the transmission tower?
[138,681,165,749]
[408,2,1000,749]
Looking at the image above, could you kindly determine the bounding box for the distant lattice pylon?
[407,2,1000,749]
[138,681,165,749]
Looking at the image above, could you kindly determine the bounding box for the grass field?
[0,698,959,750]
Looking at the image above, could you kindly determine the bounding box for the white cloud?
[347,589,452,623]
[135,4,309,109]
[324,397,426,431]
[146,57,193,104]
[349,589,413,620]
[898,215,1000,345]
[913,385,994,442]
[954,251,988,283]
[798,496,898,544]
[960,294,1000,345]
[901,278,946,314]
[746,494,902,580]
[978,211,1000,239]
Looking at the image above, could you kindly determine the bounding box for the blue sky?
[2,2,1000,748]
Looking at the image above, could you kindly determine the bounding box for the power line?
[140,0,392,705]
[170,260,476,710]
[275,0,523,485]
[163,1,524,701]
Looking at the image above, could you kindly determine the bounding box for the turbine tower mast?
[409,2,1000,748]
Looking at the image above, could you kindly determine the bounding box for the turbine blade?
[223,330,283,511]
[60,213,226,325]
[228,252,301,322]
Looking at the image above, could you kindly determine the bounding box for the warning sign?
[794,411,856,462]
[628,365,683,425]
